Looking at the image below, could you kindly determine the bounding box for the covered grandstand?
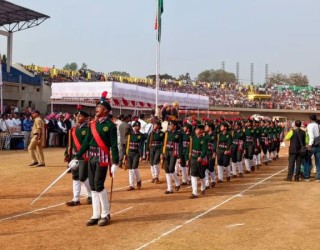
[0,0,50,112]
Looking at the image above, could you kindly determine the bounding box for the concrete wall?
[2,81,49,113]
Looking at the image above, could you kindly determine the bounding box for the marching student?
[204,122,217,188]
[187,124,208,198]
[124,121,145,190]
[161,120,181,194]
[65,108,92,206]
[146,120,164,184]
[231,121,245,177]
[179,122,193,185]
[244,119,256,173]
[75,91,119,227]
[260,120,270,165]
[253,120,262,170]
[217,122,232,182]
[274,120,283,160]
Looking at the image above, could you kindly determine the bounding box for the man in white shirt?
[138,114,147,134]
[304,114,320,181]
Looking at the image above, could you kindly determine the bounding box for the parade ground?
[0,147,319,250]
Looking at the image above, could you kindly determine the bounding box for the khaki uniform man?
[28,110,45,167]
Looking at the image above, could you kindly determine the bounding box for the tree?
[197,69,236,83]
[178,72,191,81]
[80,63,88,70]
[289,73,309,86]
[146,74,176,81]
[63,62,78,71]
[110,71,130,77]
[267,72,309,86]
[267,73,290,85]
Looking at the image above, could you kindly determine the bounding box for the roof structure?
[0,0,50,33]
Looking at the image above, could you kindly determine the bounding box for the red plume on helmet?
[77,104,82,111]
[97,91,112,111]
[101,91,108,99]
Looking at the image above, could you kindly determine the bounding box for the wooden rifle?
[123,134,131,170]
[160,131,168,169]
[187,136,193,176]
[65,129,72,162]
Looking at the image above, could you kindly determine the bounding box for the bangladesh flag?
[154,0,164,42]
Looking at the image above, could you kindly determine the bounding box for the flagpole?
[155,39,160,117]
[0,62,3,114]
[155,0,160,117]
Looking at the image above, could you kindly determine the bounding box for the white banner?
[51,81,209,109]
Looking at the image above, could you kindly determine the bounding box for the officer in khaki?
[28,110,45,167]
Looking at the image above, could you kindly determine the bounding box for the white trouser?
[218,165,224,181]
[98,189,110,218]
[166,174,172,191]
[150,165,155,179]
[191,176,198,196]
[245,159,251,171]
[257,153,261,165]
[253,155,257,166]
[172,172,180,186]
[238,161,243,174]
[91,191,101,219]
[181,167,188,183]
[200,178,206,192]
[73,180,81,202]
[129,169,135,187]
[154,164,160,178]
[134,169,141,182]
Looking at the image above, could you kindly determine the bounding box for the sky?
[1,0,320,85]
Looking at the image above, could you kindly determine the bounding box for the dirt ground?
[0,146,320,250]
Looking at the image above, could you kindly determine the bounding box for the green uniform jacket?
[231,129,245,150]
[163,130,181,157]
[126,131,145,156]
[179,131,192,156]
[217,132,232,154]
[76,118,119,164]
[244,127,256,148]
[206,132,217,154]
[146,129,164,151]
[186,134,208,160]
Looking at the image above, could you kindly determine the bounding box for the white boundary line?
[0,202,137,223]
[0,202,65,222]
[135,167,287,250]
[0,177,150,223]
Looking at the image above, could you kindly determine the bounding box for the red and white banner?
[51,81,209,110]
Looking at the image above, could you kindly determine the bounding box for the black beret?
[75,110,89,117]
[196,124,205,129]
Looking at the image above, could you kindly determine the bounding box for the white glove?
[68,159,79,170]
[111,164,118,177]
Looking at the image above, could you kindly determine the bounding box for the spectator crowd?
[19,64,320,111]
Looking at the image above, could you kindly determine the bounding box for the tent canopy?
[51,81,209,110]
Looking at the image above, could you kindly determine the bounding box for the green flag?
[154,0,164,42]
